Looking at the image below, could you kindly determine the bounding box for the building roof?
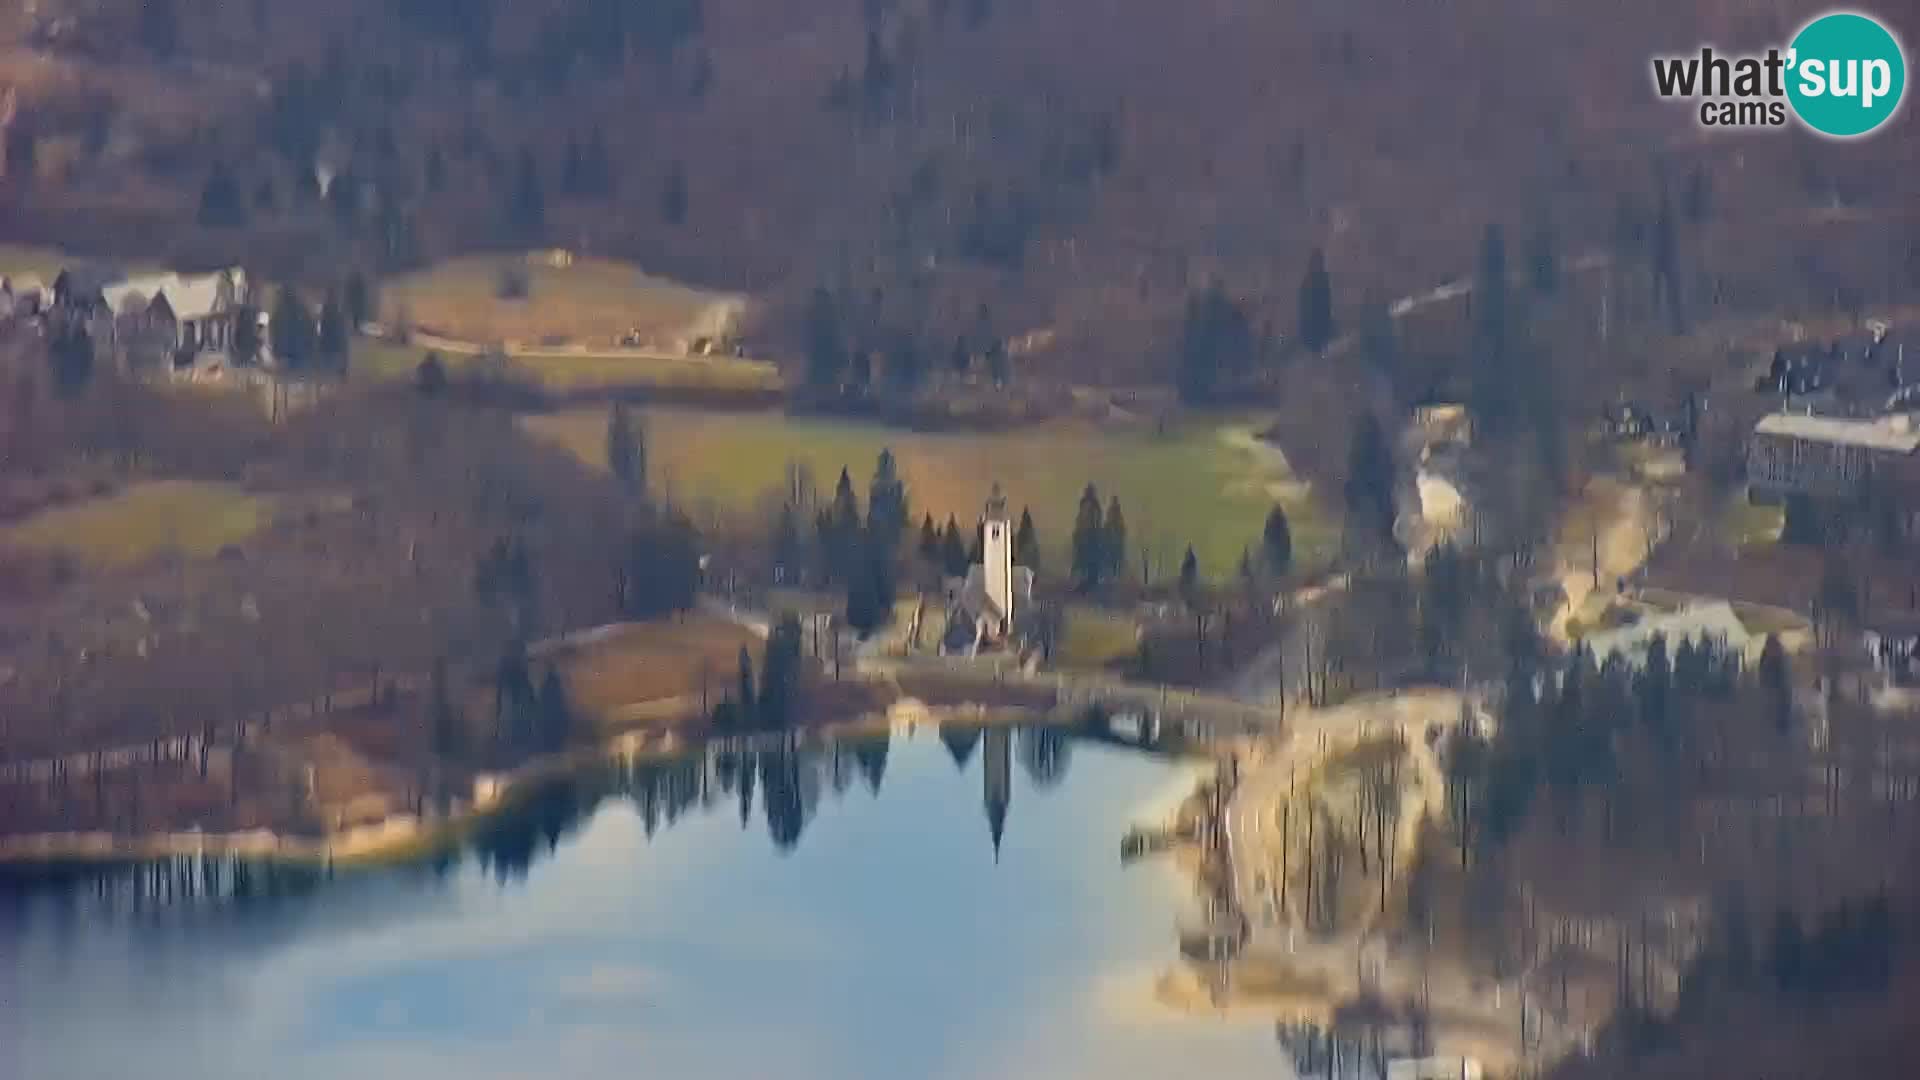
[101,269,246,321]
[952,565,1034,626]
[1583,601,1753,669]
[1754,411,1920,453]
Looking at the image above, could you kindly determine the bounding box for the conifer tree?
[1014,507,1041,574]
[1102,497,1128,585]
[1298,247,1334,354]
[867,449,909,554]
[607,402,646,496]
[317,288,351,368]
[918,513,940,566]
[1263,504,1294,576]
[736,646,757,727]
[941,515,968,576]
[271,286,314,369]
[1071,484,1105,590]
[537,669,572,753]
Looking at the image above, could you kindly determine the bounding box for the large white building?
[942,485,1034,656]
[1582,601,1756,671]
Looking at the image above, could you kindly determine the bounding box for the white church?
[941,485,1035,656]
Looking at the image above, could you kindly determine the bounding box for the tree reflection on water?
[0,724,1080,917]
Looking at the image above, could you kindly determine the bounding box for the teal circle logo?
[1787,12,1906,138]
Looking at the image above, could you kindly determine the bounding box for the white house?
[99,268,260,369]
[1582,600,1755,671]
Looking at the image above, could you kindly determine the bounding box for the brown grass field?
[548,616,763,726]
[354,337,782,393]
[0,480,272,568]
[382,253,744,350]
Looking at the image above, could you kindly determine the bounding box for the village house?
[1602,392,1702,447]
[1863,615,1920,688]
[99,268,262,372]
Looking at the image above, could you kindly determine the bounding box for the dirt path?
[1546,476,1654,645]
[1385,253,1611,322]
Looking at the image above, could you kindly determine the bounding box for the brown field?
[383,254,744,350]
[355,337,781,393]
[0,480,272,568]
[547,616,763,726]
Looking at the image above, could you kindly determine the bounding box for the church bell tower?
[982,484,1014,631]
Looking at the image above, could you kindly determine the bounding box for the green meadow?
[524,406,1334,578]
[0,481,272,568]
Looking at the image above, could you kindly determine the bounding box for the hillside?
[2,0,1913,390]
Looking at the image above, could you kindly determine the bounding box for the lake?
[0,724,1288,1080]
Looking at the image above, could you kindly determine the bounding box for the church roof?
[952,565,1034,626]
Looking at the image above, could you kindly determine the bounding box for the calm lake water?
[0,725,1288,1080]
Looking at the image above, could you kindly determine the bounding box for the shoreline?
[0,693,1110,872]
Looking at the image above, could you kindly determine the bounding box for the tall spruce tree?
[510,148,545,234]
[941,515,968,576]
[736,646,757,727]
[1102,496,1128,585]
[607,402,646,496]
[1014,507,1041,575]
[918,513,940,566]
[1470,223,1514,438]
[344,271,374,330]
[804,287,844,390]
[1298,247,1334,355]
[1263,504,1293,576]
[271,286,314,369]
[1344,414,1398,556]
[867,449,909,554]
[429,657,461,759]
[1179,545,1200,599]
[1071,484,1105,590]
[1176,283,1254,404]
[773,502,804,582]
[820,468,862,583]
[1527,215,1560,295]
[317,288,350,369]
[1759,632,1792,734]
[661,161,689,226]
[537,669,572,753]
[760,613,805,727]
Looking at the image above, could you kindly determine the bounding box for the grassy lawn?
[1056,606,1139,670]
[0,480,271,567]
[552,617,763,727]
[383,253,739,348]
[353,337,781,393]
[523,406,1336,578]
